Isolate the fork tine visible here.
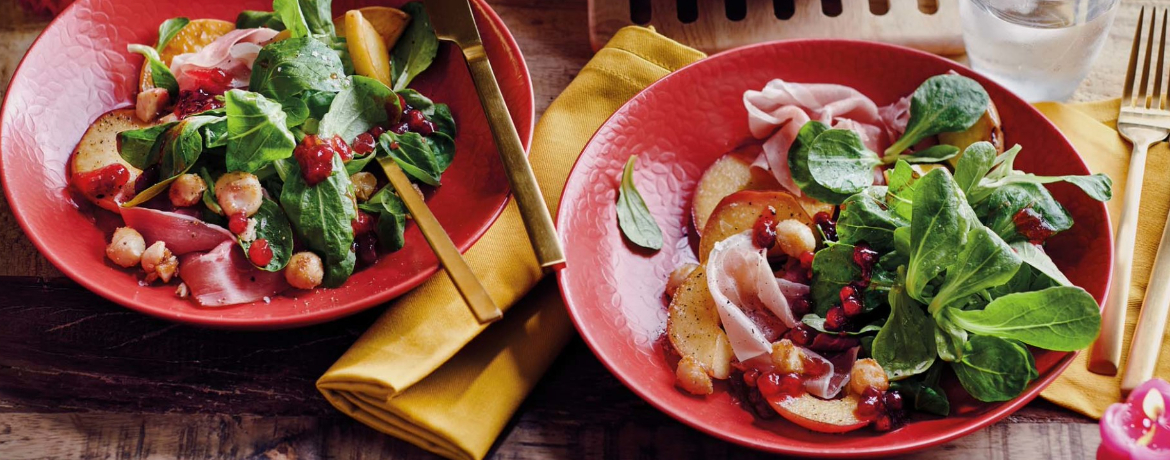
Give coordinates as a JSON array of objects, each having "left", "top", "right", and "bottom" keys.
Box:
[
  {"left": 1156, "top": 10, "right": 1168, "bottom": 109},
  {"left": 1124, "top": 7, "right": 1146, "bottom": 106},
  {"left": 1138, "top": 8, "right": 1157, "bottom": 107}
]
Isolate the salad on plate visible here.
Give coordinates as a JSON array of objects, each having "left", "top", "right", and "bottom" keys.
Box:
[
  {"left": 653, "top": 73, "right": 1112, "bottom": 433},
  {"left": 67, "top": 0, "right": 455, "bottom": 306}
]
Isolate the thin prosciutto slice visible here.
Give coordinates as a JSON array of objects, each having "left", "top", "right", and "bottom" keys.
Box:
[
  {"left": 179, "top": 241, "right": 288, "bottom": 306},
  {"left": 170, "top": 28, "right": 280, "bottom": 91},
  {"left": 121, "top": 206, "right": 233, "bottom": 255},
  {"left": 706, "top": 232, "right": 803, "bottom": 362},
  {"left": 802, "top": 346, "right": 860, "bottom": 399},
  {"left": 742, "top": 79, "right": 907, "bottom": 195}
]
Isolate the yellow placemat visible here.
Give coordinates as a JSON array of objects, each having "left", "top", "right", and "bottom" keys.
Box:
[
  {"left": 1036, "top": 99, "right": 1170, "bottom": 418},
  {"left": 316, "top": 26, "right": 706, "bottom": 460}
]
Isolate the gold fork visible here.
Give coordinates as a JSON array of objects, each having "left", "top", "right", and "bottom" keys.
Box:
[{"left": 1089, "top": 7, "right": 1170, "bottom": 376}]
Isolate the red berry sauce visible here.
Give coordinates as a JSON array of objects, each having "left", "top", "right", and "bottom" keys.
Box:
[
  {"left": 351, "top": 132, "right": 376, "bottom": 155},
  {"left": 352, "top": 211, "right": 375, "bottom": 236},
  {"left": 74, "top": 163, "right": 129, "bottom": 198},
  {"left": 853, "top": 386, "right": 905, "bottom": 432},
  {"left": 1012, "top": 207, "right": 1057, "bottom": 244},
  {"left": 173, "top": 88, "right": 225, "bottom": 119},
  {"left": 824, "top": 305, "right": 849, "bottom": 331},
  {"left": 293, "top": 135, "right": 343, "bottom": 186},
  {"left": 752, "top": 214, "right": 777, "bottom": 249},
  {"left": 228, "top": 212, "right": 249, "bottom": 235},
  {"left": 783, "top": 324, "right": 815, "bottom": 347},
  {"left": 248, "top": 238, "right": 273, "bottom": 267},
  {"left": 813, "top": 211, "right": 837, "bottom": 241}
]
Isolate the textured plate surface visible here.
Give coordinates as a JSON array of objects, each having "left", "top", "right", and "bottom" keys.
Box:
[
  {"left": 0, "top": 0, "right": 533, "bottom": 329},
  {"left": 556, "top": 40, "right": 1112, "bottom": 457}
]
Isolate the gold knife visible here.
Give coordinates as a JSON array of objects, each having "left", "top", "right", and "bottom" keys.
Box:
[
  {"left": 379, "top": 158, "right": 502, "bottom": 324},
  {"left": 423, "top": 0, "right": 567, "bottom": 271}
]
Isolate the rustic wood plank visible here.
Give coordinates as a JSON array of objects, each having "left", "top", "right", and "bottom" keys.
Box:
[{"left": 0, "top": 411, "right": 1099, "bottom": 460}]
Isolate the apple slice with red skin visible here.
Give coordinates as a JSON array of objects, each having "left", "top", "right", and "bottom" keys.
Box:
[
  {"left": 698, "top": 190, "right": 818, "bottom": 263},
  {"left": 692, "top": 146, "right": 834, "bottom": 236},
  {"left": 767, "top": 393, "right": 871, "bottom": 433}
]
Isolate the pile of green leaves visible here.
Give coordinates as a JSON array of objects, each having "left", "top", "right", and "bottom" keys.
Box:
[
  {"left": 796, "top": 74, "right": 1112, "bottom": 412},
  {"left": 115, "top": 0, "right": 452, "bottom": 287}
]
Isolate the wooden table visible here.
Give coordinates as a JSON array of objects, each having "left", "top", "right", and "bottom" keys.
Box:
[{"left": 0, "top": 1, "right": 1148, "bottom": 458}]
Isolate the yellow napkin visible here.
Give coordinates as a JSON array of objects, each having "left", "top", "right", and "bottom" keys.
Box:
[
  {"left": 1037, "top": 99, "right": 1170, "bottom": 418},
  {"left": 316, "top": 27, "right": 706, "bottom": 460}
]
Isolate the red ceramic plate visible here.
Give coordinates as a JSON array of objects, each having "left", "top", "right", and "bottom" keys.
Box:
[
  {"left": 556, "top": 40, "right": 1113, "bottom": 457},
  {"left": 0, "top": 0, "right": 532, "bottom": 329}
]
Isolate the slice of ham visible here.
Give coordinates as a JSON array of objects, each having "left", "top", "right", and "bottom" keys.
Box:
[
  {"left": 742, "top": 79, "right": 909, "bottom": 195},
  {"left": 121, "top": 206, "right": 234, "bottom": 255},
  {"left": 803, "top": 346, "right": 860, "bottom": 399},
  {"left": 170, "top": 28, "right": 280, "bottom": 92},
  {"left": 706, "top": 232, "right": 800, "bottom": 362},
  {"left": 179, "top": 241, "right": 289, "bottom": 307},
  {"left": 878, "top": 96, "right": 911, "bottom": 141},
  {"left": 776, "top": 278, "right": 810, "bottom": 307}
]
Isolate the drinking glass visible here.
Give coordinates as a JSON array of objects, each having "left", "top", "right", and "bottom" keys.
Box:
[{"left": 961, "top": 0, "right": 1119, "bottom": 102}]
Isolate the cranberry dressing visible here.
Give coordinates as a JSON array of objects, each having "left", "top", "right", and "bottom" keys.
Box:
[
  {"left": 813, "top": 211, "right": 837, "bottom": 241},
  {"left": 1012, "top": 206, "right": 1057, "bottom": 244},
  {"left": 73, "top": 163, "right": 129, "bottom": 198},
  {"left": 752, "top": 214, "right": 777, "bottom": 249}
]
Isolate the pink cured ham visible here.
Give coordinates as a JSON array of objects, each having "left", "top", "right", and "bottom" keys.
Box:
[
  {"left": 706, "top": 231, "right": 802, "bottom": 362},
  {"left": 170, "top": 28, "right": 280, "bottom": 91},
  {"left": 742, "top": 79, "right": 908, "bottom": 195},
  {"left": 121, "top": 206, "right": 233, "bottom": 255},
  {"left": 776, "top": 278, "right": 810, "bottom": 307},
  {"left": 179, "top": 241, "right": 289, "bottom": 306},
  {"left": 802, "top": 346, "right": 860, "bottom": 399}
]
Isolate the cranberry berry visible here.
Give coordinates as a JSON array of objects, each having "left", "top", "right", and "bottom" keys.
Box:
[
  {"left": 248, "top": 238, "right": 274, "bottom": 267},
  {"left": 228, "top": 212, "right": 249, "bottom": 235},
  {"left": 752, "top": 214, "right": 777, "bottom": 249},
  {"left": 813, "top": 211, "right": 837, "bottom": 241},
  {"left": 824, "top": 305, "right": 849, "bottom": 331}
]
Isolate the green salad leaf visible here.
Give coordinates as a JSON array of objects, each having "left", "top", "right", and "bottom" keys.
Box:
[
  {"left": 947, "top": 286, "right": 1100, "bottom": 351},
  {"left": 836, "top": 186, "right": 907, "bottom": 253},
  {"left": 390, "top": 2, "right": 439, "bottom": 91},
  {"left": 788, "top": 121, "right": 852, "bottom": 204},
  {"left": 359, "top": 186, "right": 409, "bottom": 252},
  {"left": 122, "top": 115, "right": 224, "bottom": 208},
  {"left": 896, "top": 144, "right": 960, "bottom": 164},
  {"left": 1011, "top": 241, "right": 1072, "bottom": 287},
  {"left": 885, "top": 74, "right": 990, "bottom": 157},
  {"left": 319, "top": 76, "right": 394, "bottom": 143},
  {"left": 927, "top": 226, "right": 1022, "bottom": 314},
  {"left": 199, "top": 167, "right": 223, "bottom": 215},
  {"left": 223, "top": 90, "right": 297, "bottom": 173},
  {"left": 951, "top": 334, "right": 1035, "bottom": 402},
  {"left": 976, "top": 182, "right": 1073, "bottom": 243},
  {"left": 127, "top": 44, "right": 178, "bottom": 96},
  {"left": 885, "top": 160, "right": 918, "bottom": 221},
  {"left": 274, "top": 0, "right": 335, "bottom": 38},
  {"left": 905, "top": 168, "right": 974, "bottom": 302},
  {"left": 398, "top": 89, "right": 456, "bottom": 170},
  {"left": 889, "top": 363, "right": 950, "bottom": 416},
  {"left": 280, "top": 153, "right": 357, "bottom": 287},
  {"left": 250, "top": 37, "right": 346, "bottom": 104},
  {"left": 806, "top": 128, "right": 882, "bottom": 196},
  {"left": 873, "top": 278, "right": 936, "bottom": 380},
  {"left": 236, "top": 10, "right": 286, "bottom": 30},
  {"left": 378, "top": 131, "right": 442, "bottom": 185},
  {"left": 237, "top": 198, "right": 295, "bottom": 271},
  {"left": 954, "top": 142, "right": 998, "bottom": 196},
  {"left": 156, "top": 17, "right": 190, "bottom": 50},
  {"left": 119, "top": 122, "right": 178, "bottom": 169},
  {"left": 615, "top": 155, "right": 663, "bottom": 251}
]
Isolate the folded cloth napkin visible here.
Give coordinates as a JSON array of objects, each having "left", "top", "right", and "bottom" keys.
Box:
[
  {"left": 1037, "top": 99, "right": 1170, "bottom": 419},
  {"left": 316, "top": 26, "right": 706, "bottom": 460}
]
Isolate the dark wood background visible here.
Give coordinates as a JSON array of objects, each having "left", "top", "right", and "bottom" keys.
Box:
[{"left": 2, "top": 0, "right": 1143, "bottom": 458}]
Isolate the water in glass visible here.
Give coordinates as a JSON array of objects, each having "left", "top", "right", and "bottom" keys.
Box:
[{"left": 961, "top": 0, "right": 1118, "bottom": 102}]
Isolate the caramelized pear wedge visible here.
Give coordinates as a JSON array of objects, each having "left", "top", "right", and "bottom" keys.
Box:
[
  {"left": 345, "top": 10, "right": 393, "bottom": 88},
  {"left": 335, "top": 7, "right": 411, "bottom": 49},
  {"left": 667, "top": 267, "right": 734, "bottom": 382}
]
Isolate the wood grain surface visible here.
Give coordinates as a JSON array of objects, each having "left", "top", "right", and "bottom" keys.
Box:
[{"left": 0, "top": 0, "right": 1150, "bottom": 458}]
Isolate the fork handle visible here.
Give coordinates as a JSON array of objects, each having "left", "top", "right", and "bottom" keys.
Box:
[
  {"left": 463, "top": 45, "right": 567, "bottom": 271},
  {"left": 1089, "top": 140, "right": 1150, "bottom": 375},
  {"left": 1121, "top": 205, "right": 1170, "bottom": 393}
]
